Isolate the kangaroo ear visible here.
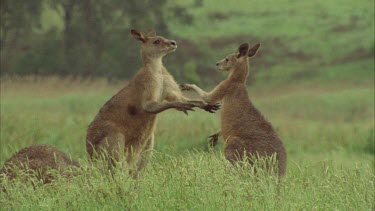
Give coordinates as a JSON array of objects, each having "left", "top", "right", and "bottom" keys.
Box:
[
  {"left": 131, "top": 29, "right": 147, "bottom": 43},
  {"left": 146, "top": 29, "right": 156, "bottom": 37},
  {"left": 248, "top": 43, "right": 261, "bottom": 57},
  {"left": 237, "top": 43, "right": 250, "bottom": 58}
]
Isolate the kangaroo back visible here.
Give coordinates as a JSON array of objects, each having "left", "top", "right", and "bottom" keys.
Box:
[{"left": 1, "top": 144, "right": 79, "bottom": 183}]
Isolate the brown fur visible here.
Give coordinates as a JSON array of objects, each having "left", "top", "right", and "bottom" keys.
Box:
[
  {"left": 181, "top": 43, "right": 287, "bottom": 177},
  {"left": 0, "top": 144, "right": 79, "bottom": 183},
  {"left": 86, "top": 29, "right": 219, "bottom": 175}
]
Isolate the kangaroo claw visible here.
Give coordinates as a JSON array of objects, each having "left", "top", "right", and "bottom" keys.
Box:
[
  {"left": 182, "top": 108, "right": 194, "bottom": 115},
  {"left": 208, "top": 133, "right": 219, "bottom": 147},
  {"left": 204, "top": 103, "right": 221, "bottom": 113}
]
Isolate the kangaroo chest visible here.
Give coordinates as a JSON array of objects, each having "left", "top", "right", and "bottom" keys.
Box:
[{"left": 148, "top": 73, "right": 164, "bottom": 102}]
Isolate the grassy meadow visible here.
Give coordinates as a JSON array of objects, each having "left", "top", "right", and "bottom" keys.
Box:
[
  {"left": 0, "top": 77, "right": 374, "bottom": 210},
  {"left": 1, "top": 0, "right": 374, "bottom": 209}
]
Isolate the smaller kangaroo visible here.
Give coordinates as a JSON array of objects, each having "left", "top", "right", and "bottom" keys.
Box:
[
  {"left": 0, "top": 144, "right": 79, "bottom": 183},
  {"left": 181, "top": 43, "right": 287, "bottom": 177}
]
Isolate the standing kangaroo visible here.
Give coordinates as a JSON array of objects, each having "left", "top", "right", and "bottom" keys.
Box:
[
  {"left": 0, "top": 144, "right": 79, "bottom": 183},
  {"left": 86, "top": 29, "right": 219, "bottom": 175},
  {"left": 181, "top": 43, "right": 286, "bottom": 177}
]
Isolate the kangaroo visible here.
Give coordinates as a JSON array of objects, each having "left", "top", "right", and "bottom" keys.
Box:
[
  {"left": 86, "top": 29, "right": 219, "bottom": 176},
  {"left": 0, "top": 144, "right": 79, "bottom": 183},
  {"left": 181, "top": 43, "right": 286, "bottom": 177}
]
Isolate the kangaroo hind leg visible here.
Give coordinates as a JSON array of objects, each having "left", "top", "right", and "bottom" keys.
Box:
[
  {"left": 95, "top": 132, "right": 125, "bottom": 168},
  {"left": 132, "top": 134, "right": 155, "bottom": 178}
]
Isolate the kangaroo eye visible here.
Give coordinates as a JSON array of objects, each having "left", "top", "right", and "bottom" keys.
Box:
[
  {"left": 225, "top": 58, "right": 229, "bottom": 62},
  {"left": 153, "top": 40, "right": 160, "bottom": 44}
]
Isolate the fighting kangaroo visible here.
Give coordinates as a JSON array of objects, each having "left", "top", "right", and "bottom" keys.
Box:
[
  {"left": 181, "top": 43, "right": 286, "bottom": 177},
  {"left": 86, "top": 29, "right": 219, "bottom": 176}
]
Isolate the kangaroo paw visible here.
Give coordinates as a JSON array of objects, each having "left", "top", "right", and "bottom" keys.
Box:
[{"left": 204, "top": 103, "right": 221, "bottom": 113}]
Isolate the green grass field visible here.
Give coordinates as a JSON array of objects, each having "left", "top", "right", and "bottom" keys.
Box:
[
  {"left": 170, "top": 0, "right": 374, "bottom": 85},
  {"left": 36, "top": 0, "right": 374, "bottom": 84},
  {"left": 1, "top": 0, "right": 374, "bottom": 209},
  {"left": 0, "top": 77, "right": 373, "bottom": 210}
]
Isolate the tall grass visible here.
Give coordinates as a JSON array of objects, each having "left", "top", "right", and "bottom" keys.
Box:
[
  {"left": 1, "top": 153, "right": 373, "bottom": 210},
  {"left": 0, "top": 78, "right": 374, "bottom": 209}
]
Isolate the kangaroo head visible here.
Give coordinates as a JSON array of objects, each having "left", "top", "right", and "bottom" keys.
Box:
[
  {"left": 216, "top": 43, "right": 260, "bottom": 72},
  {"left": 131, "top": 29, "right": 177, "bottom": 58}
]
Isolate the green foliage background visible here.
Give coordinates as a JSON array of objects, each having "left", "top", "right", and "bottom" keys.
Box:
[{"left": 1, "top": 0, "right": 373, "bottom": 84}]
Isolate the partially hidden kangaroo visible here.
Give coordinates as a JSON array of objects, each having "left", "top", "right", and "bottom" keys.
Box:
[
  {"left": 86, "top": 29, "right": 219, "bottom": 176},
  {"left": 0, "top": 144, "right": 79, "bottom": 183},
  {"left": 181, "top": 43, "right": 286, "bottom": 177}
]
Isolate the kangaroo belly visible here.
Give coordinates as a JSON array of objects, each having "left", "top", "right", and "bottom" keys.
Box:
[
  {"left": 122, "top": 115, "right": 157, "bottom": 150},
  {"left": 86, "top": 112, "right": 157, "bottom": 158},
  {"left": 220, "top": 97, "right": 251, "bottom": 139}
]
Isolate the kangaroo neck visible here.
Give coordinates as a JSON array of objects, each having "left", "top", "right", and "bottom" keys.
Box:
[
  {"left": 228, "top": 62, "right": 249, "bottom": 84},
  {"left": 142, "top": 53, "right": 163, "bottom": 74}
]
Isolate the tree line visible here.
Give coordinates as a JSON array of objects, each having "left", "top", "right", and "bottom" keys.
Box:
[{"left": 0, "top": 0, "right": 207, "bottom": 82}]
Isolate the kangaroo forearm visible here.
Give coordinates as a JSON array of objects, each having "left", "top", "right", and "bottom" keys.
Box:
[
  {"left": 143, "top": 101, "right": 192, "bottom": 114},
  {"left": 143, "top": 102, "right": 174, "bottom": 114},
  {"left": 190, "top": 85, "right": 223, "bottom": 104},
  {"left": 164, "top": 90, "right": 187, "bottom": 102},
  {"left": 186, "top": 91, "right": 219, "bottom": 105},
  {"left": 201, "top": 95, "right": 214, "bottom": 104},
  {"left": 171, "top": 93, "right": 208, "bottom": 109},
  {"left": 190, "top": 85, "right": 208, "bottom": 98},
  {"left": 186, "top": 100, "right": 206, "bottom": 108},
  {"left": 201, "top": 92, "right": 223, "bottom": 104}
]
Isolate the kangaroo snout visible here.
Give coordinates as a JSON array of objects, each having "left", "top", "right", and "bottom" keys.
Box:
[
  {"left": 169, "top": 40, "right": 177, "bottom": 48},
  {"left": 216, "top": 61, "right": 225, "bottom": 71}
]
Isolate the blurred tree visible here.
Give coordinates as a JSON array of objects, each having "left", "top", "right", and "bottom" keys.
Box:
[
  {"left": 61, "top": 0, "right": 77, "bottom": 76},
  {"left": 50, "top": 0, "right": 77, "bottom": 75},
  {"left": 0, "top": 0, "right": 44, "bottom": 75},
  {"left": 81, "top": 0, "right": 103, "bottom": 77},
  {"left": 0, "top": 0, "right": 201, "bottom": 80}
]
